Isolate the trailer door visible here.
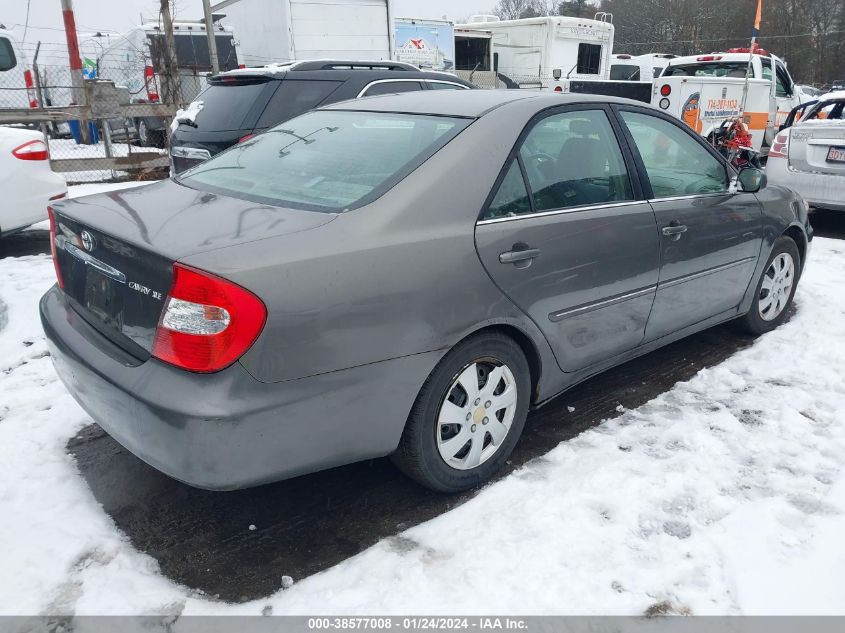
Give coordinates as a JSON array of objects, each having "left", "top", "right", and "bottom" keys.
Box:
[{"left": 289, "top": 0, "right": 391, "bottom": 60}]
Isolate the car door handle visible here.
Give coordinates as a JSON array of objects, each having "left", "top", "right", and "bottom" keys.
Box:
[
  {"left": 661, "top": 222, "right": 688, "bottom": 240},
  {"left": 499, "top": 247, "right": 541, "bottom": 265}
]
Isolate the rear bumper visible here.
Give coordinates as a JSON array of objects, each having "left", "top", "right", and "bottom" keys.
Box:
[
  {"left": 41, "top": 285, "right": 439, "bottom": 490},
  {"left": 767, "top": 158, "right": 845, "bottom": 211}
]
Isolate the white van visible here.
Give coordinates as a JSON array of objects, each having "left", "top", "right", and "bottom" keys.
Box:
[
  {"left": 0, "top": 27, "right": 38, "bottom": 109},
  {"left": 610, "top": 53, "right": 676, "bottom": 82}
]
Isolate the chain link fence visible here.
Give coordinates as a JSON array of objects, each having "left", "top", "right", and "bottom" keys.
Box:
[{"left": 1, "top": 61, "right": 207, "bottom": 184}]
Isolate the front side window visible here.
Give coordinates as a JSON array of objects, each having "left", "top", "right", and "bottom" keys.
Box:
[
  {"left": 179, "top": 110, "right": 469, "bottom": 212},
  {"left": 620, "top": 111, "right": 728, "bottom": 198},
  {"left": 518, "top": 109, "right": 633, "bottom": 212},
  {"left": 0, "top": 37, "right": 16, "bottom": 72},
  {"left": 775, "top": 64, "right": 792, "bottom": 97},
  {"left": 577, "top": 44, "right": 602, "bottom": 74},
  {"left": 361, "top": 81, "right": 424, "bottom": 97}
]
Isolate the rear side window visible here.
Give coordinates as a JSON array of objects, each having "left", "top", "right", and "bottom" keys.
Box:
[
  {"left": 0, "top": 37, "right": 16, "bottom": 72},
  {"left": 193, "top": 81, "right": 272, "bottom": 131},
  {"left": 361, "top": 81, "right": 424, "bottom": 97},
  {"left": 576, "top": 44, "right": 602, "bottom": 74},
  {"left": 256, "top": 80, "right": 343, "bottom": 128},
  {"left": 483, "top": 160, "right": 531, "bottom": 220},
  {"left": 620, "top": 111, "right": 728, "bottom": 198},
  {"left": 179, "top": 110, "right": 470, "bottom": 212},
  {"left": 428, "top": 81, "right": 469, "bottom": 90}
]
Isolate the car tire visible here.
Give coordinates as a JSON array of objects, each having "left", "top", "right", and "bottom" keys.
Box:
[
  {"left": 391, "top": 332, "right": 531, "bottom": 493},
  {"left": 138, "top": 119, "right": 165, "bottom": 149},
  {"left": 737, "top": 236, "right": 800, "bottom": 335}
]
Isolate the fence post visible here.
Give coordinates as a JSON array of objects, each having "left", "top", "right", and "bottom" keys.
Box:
[
  {"left": 159, "top": 0, "right": 183, "bottom": 109},
  {"left": 60, "top": 0, "right": 90, "bottom": 143}
]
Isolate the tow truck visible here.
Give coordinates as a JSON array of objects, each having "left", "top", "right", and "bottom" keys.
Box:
[{"left": 652, "top": 45, "right": 806, "bottom": 154}]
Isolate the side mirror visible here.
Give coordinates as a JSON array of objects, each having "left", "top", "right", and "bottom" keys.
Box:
[
  {"left": 552, "top": 68, "right": 562, "bottom": 80},
  {"left": 735, "top": 167, "right": 767, "bottom": 193}
]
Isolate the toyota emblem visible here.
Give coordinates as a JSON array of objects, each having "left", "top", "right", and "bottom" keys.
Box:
[{"left": 80, "top": 230, "right": 96, "bottom": 252}]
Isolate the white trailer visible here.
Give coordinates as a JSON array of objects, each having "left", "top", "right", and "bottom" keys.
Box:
[
  {"left": 455, "top": 15, "right": 614, "bottom": 90},
  {"left": 222, "top": 0, "right": 395, "bottom": 66}
]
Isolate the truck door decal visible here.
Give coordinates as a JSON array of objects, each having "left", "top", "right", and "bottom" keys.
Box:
[{"left": 682, "top": 93, "right": 703, "bottom": 133}]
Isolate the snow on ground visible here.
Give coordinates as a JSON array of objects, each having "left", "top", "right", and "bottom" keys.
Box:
[{"left": 0, "top": 235, "right": 844, "bottom": 616}]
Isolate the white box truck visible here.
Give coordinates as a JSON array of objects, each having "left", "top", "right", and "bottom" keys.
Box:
[{"left": 223, "top": 0, "right": 395, "bottom": 66}]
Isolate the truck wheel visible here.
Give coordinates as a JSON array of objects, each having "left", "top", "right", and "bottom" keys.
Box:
[
  {"left": 138, "top": 120, "right": 165, "bottom": 149},
  {"left": 391, "top": 332, "right": 531, "bottom": 493}
]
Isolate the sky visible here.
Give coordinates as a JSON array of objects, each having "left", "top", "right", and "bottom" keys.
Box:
[{"left": 4, "top": 0, "right": 493, "bottom": 51}]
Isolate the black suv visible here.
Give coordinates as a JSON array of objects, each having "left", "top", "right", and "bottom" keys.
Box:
[{"left": 169, "top": 60, "right": 474, "bottom": 173}]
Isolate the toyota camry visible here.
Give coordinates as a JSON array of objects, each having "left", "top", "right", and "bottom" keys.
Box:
[{"left": 41, "top": 90, "right": 812, "bottom": 492}]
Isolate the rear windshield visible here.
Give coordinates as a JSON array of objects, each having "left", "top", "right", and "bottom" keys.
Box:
[
  {"left": 178, "top": 110, "right": 471, "bottom": 212},
  {"left": 663, "top": 62, "right": 751, "bottom": 78},
  {"left": 192, "top": 81, "right": 273, "bottom": 130},
  {"left": 0, "top": 37, "right": 16, "bottom": 72},
  {"left": 610, "top": 64, "right": 640, "bottom": 81}
]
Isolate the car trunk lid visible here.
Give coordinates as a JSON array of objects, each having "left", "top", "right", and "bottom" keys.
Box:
[
  {"left": 50, "top": 179, "right": 336, "bottom": 358},
  {"left": 788, "top": 121, "right": 845, "bottom": 176}
]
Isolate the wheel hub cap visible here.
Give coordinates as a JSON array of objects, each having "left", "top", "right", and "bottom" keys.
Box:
[
  {"left": 436, "top": 360, "right": 518, "bottom": 471},
  {"left": 758, "top": 252, "right": 795, "bottom": 322}
]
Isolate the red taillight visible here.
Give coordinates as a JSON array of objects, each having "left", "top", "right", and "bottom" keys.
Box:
[
  {"left": 660, "top": 84, "right": 671, "bottom": 97},
  {"left": 47, "top": 207, "right": 64, "bottom": 290},
  {"left": 553, "top": 85, "right": 563, "bottom": 93},
  {"left": 12, "top": 139, "right": 49, "bottom": 161},
  {"left": 769, "top": 132, "right": 790, "bottom": 159},
  {"left": 24, "top": 69, "right": 34, "bottom": 88},
  {"left": 238, "top": 133, "right": 255, "bottom": 143},
  {"left": 152, "top": 264, "right": 267, "bottom": 373},
  {"left": 147, "top": 92, "right": 160, "bottom": 102},
  {"left": 696, "top": 55, "right": 722, "bottom": 62}
]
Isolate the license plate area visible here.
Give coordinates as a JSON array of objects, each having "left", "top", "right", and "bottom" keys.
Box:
[
  {"left": 83, "top": 267, "right": 124, "bottom": 331},
  {"left": 826, "top": 146, "right": 845, "bottom": 163}
]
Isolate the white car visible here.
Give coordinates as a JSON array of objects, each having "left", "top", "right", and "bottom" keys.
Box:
[
  {"left": 0, "top": 127, "right": 67, "bottom": 235},
  {"left": 767, "top": 91, "right": 845, "bottom": 212}
]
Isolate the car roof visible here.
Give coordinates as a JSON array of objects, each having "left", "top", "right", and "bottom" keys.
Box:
[
  {"left": 217, "top": 59, "right": 453, "bottom": 80},
  {"left": 322, "top": 90, "right": 650, "bottom": 118},
  {"left": 819, "top": 90, "right": 845, "bottom": 102}
]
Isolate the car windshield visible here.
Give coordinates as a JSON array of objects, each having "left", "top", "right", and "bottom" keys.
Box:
[
  {"left": 177, "top": 110, "right": 471, "bottom": 212},
  {"left": 662, "top": 62, "right": 751, "bottom": 78}
]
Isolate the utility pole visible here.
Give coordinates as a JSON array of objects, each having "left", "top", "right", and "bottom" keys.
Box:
[
  {"left": 60, "top": 0, "right": 90, "bottom": 142},
  {"left": 159, "top": 0, "right": 183, "bottom": 106},
  {"left": 202, "top": 0, "right": 221, "bottom": 75}
]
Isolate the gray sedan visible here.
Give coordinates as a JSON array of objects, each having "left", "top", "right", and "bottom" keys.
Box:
[{"left": 41, "top": 91, "right": 812, "bottom": 492}]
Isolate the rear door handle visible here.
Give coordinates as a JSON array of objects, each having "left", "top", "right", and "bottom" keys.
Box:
[
  {"left": 499, "top": 248, "right": 541, "bottom": 265},
  {"left": 661, "top": 222, "right": 688, "bottom": 241}
]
